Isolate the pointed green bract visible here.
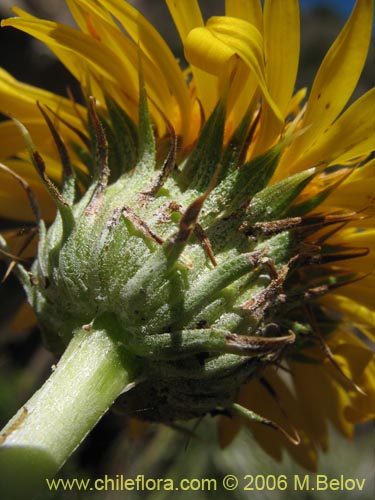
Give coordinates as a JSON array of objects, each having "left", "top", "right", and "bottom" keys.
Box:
[
  {"left": 222, "top": 144, "right": 283, "bottom": 216},
  {"left": 221, "top": 108, "right": 253, "bottom": 177},
  {"left": 11, "top": 117, "right": 76, "bottom": 240},
  {"left": 4, "top": 77, "right": 346, "bottom": 425},
  {"left": 104, "top": 95, "right": 138, "bottom": 179},
  {"left": 181, "top": 101, "right": 226, "bottom": 191},
  {"left": 137, "top": 77, "right": 156, "bottom": 175},
  {"left": 247, "top": 168, "right": 316, "bottom": 222}
]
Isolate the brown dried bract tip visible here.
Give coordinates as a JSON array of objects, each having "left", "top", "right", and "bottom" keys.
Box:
[
  {"left": 1, "top": 230, "right": 36, "bottom": 284},
  {"left": 0, "top": 162, "right": 41, "bottom": 224},
  {"left": 173, "top": 167, "right": 219, "bottom": 245},
  {"left": 166, "top": 201, "right": 217, "bottom": 266},
  {"left": 37, "top": 101, "right": 73, "bottom": 180},
  {"left": 193, "top": 223, "right": 217, "bottom": 266},
  {"left": 122, "top": 206, "right": 164, "bottom": 245},
  {"left": 303, "top": 306, "right": 367, "bottom": 397},
  {"left": 238, "top": 108, "right": 261, "bottom": 167},
  {"left": 225, "top": 330, "right": 295, "bottom": 355},
  {"left": 141, "top": 115, "right": 178, "bottom": 198},
  {"left": 231, "top": 403, "right": 301, "bottom": 446},
  {"left": 85, "top": 97, "right": 110, "bottom": 214},
  {"left": 0, "top": 407, "right": 28, "bottom": 445},
  {"left": 33, "top": 151, "right": 69, "bottom": 208},
  {"left": 241, "top": 262, "right": 289, "bottom": 319},
  {"left": 45, "top": 100, "right": 90, "bottom": 149},
  {"left": 252, "top": 211, "right": 360, "bottom": 239}
]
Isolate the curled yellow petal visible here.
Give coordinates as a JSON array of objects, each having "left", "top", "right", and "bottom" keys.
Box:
[
  {"left": 185, "top": 16, "right": 283, "bottom": 123},
  {"left": 165, "top": 0, "right": 218, "bottom": 119},
  {"left": 184, "top": 27, "right": 235, "bottom": 75}
]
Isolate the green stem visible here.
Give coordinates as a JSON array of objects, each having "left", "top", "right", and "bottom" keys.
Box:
[{"left": 0, "top": 324, "right": 130, "bottom": 500}]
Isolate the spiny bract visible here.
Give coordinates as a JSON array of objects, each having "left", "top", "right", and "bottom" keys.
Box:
[
  {"left": 18, "top": 87, "right": 343, "bottom": 425},
  {"left": 0, "top": 1, "right": 374, "bottom": 470}
]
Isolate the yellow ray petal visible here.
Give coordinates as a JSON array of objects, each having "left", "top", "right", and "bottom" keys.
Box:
[
  {"left": 337, "top": 275, "right": 375, "bottom": 311},
  {"left": 332, "top": 226, "right": 375, "bottom": 246},
  {"left": 290, "top": 360, "right": 353, "bottom": 440},
  {"left": 185, "top": 16, "right": 283, "bottom": 123},
  {"left": 9, "top": 300, "right": 38, "bottom": 334},
  {"left": 0, "top": 68, "right": 84, "bottom": 124},
  {"left": 207, "top": 17, "right": 281, "bottom": 123},
  {"left": 225, "top": 0, "right": 263, "bottom": 32},
  {"left": 0, "top": 121, "right": 63, "bottom": 162},
  {"left": 0, "top": 70, "right": 87, "bottom": 162},
  {"left": 65, "top": 0, "right": 176, "bottom": 136},
  {"left": 263, "top": 0, "right": 300, "bottom": 112},
  {"left": 321, "top": 294, "right": 375, "bottom": 335},
  {"left": 290, "top": 363, "right": 329, "bottom": 451},
  {"left": 67, "top": 0, "right": 95, "bottom": 33},
  {"left": 321, "top": 159, "right": 375, "bottom": 212},
  {"left": 345, "top": 359, "right": 375, "bottom": 422},
  {"left": 323, "top": 338, "right": 375, "bottom": 405},
  {"left": 224, "top": 1, "right": 267, "bottom": 128},
  {"left": 332, "top": 242, "right": 374, "bottom": 275},
  {"left": 217, "top": 413, "right": 241, "bottom": 449},
  {"left": 2, "top": 8, "right": 122, "bottom": 95},
  {"left": 287, "top": 87, "right": 307, "bottom": 116},
  {"left": 95, "top": 0, "right": 192, "bottom": 142},
  {"left": 67, "top": 0, "right": 138, "bottom": 91},
  {"left": 184, "top": 25, "right": 236, "bottom": 74},
  {"left": 326, "top": 227, "right": 375, "bottom": 274},
  {"left": 165, "top": 0, "right": 204, "bottom": 40},
  {"left": 288, "top": 89, "right": 375, "bottom": 172},
  {"left": 329, "top": 330, "right": 374, "bottom": 352},
  {"left": 224, "top": 61, "right": 259, "bottom": 135},
  {"left": 247, "top": 368, "right": 319, "bottom": 470},
  {"left": 2, "top": 10, "right": 134, "bottom": 111},
  {"left": 165, "top": 0, "right": 218, "bottom": 120},
  {"left": 3, "top": 9, "right": 114, "bottom": 85},
  {"left": 253, "top": 0, "right": 300, "bottom": 156},
  {"left": 0, "top": 158, "right": 59, "bottom": 222},
  {"left": 280, "top": 0, "right": 374, "bottom": 171},
  {"left": 67, "top": 0, "right": 116, "bottom": 35}
]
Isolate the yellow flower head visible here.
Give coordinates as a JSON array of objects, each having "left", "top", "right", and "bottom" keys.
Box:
[{"left": 0, "top": 0, "right": 374, "bottom": 473}]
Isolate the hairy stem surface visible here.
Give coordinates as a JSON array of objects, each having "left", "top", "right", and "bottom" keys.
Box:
[{"left": 0, "top": 324, "right": 130, "bottom": 500}]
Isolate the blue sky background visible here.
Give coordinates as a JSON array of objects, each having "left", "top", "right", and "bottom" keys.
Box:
[
  {"left": 300, "top": 0, "right": 375, "bottom": 32},
  {"left": 300, "top": 0, "right": 356, "bottom": 18}
]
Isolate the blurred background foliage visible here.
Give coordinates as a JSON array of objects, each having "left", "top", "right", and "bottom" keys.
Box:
[{"left": 0, "top": 1, "right": 374, "bottom": 499}]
